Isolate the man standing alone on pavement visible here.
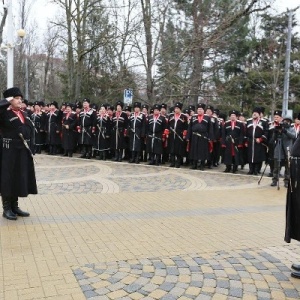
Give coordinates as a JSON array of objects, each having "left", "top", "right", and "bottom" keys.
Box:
[
  {"left": 0, "top": 87, "right": 37, "bottom": 220},
  {"left": 285, "top": 133, "right": 300, "bottom": 278}
]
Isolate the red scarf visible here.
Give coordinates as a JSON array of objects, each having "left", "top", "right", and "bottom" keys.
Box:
[
  {"left": 12, "top": 109, "right": 25, "bottom": 123},
  {"left": 197, "top": 114, "right": 203, "bottom": 123}
]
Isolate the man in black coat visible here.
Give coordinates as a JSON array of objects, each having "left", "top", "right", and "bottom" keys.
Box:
[
  {"left": 245, "top": 107, "right": 268, "bottom": 175},
  {"left": 187, "top": 103, "right": 213, "bottom": 170},
  {"left": 0, "top": 87, "right": 37, "bottom": 220},
  {"left": 221, "top": 110, "right": 244, "bottom": 173},
  {"left": 285, "top": 135, "right": 300, "bottom": 278},
  {"left": 146, "top": 104, "right": 167, "bottom": 166},
  {"left": 167, "top": 102, "right": 188, "bottom": 168},
  {"left": 128, "top": 102, "right": 146, "bottom": 164}
]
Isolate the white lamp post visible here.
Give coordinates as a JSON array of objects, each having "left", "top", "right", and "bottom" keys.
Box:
[{"left": 3, "top": 0, "right": 26, "bottom": 88}]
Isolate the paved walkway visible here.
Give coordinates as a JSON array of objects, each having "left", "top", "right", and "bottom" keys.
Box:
[{"left": 0, "top": 154, "right": 299, "bottom": 299}]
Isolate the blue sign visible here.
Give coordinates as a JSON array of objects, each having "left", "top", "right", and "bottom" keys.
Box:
[{"left": 124, "top": 89, "right": 133, "bottom": 105}]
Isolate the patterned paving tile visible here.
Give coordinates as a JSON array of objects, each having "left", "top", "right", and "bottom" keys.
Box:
[
  {"left": 73, "top": 245, "right": 300, "bottom": 299},
  {"left": 37, "top": 180, "right": 104, "bottom": 194}
]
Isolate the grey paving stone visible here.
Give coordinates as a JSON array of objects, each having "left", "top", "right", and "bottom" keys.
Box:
[
  {"left": 107, "top": 282, "right": 125, "bottom": 291},
  {"left": 80, "top": 284, "right": 93, "bottom": 291},
  {"left": 284, "top": 289, "right": 300, "bottom": 298},
  {"left": 229, "top": 288, "right": 243, "bottom": 298},
  {"left": 94, "top": 288, "right": 110, "bottom": 295},
  {"left": 153, "top": 261, "right": 166, "bottom": 269},
  {"left": 166, "top": 266, "right": 179, "bottom": 276},
  {"left": 75, "top": 274, "right": 88, "bottom": 280},
  {"left": 140, "top": 283, "right": 158, "bottom": 292},
  {"left": 217, "top": 279, "right": 230, "bottom": 289},
  {"left": 272, "top": 272, "right": 290, "bottom": 281},
  {"left": 159, "top": 282, "right": 176, "bottom": 292},
  {"left": 193, "top": 257, "right": 208, "bottom": 265},
  {"left": 253, "top": 262, "right": 268, "bottom": 270},
  {"left": 169, "top": 286, "right": 185, "bottom": 297},
  {"left": 141, "top": 272, "right": 154, "bottom": 278},
  {"left": 189, "top": 266, "right": 201, "bottom": 273},
  {"left": 107, "top": 277, "right": 120, "bottom": 284},
  {"left": 123, "top": 283, "right": 143, "bottom": 293},
  {"left": 190, "top": 280, "right": 203, "bottom": 288},
  {"left": 84, "top": 290, "right": 99, "bottom": 298},
  {"left": 161, "top": 295, "right": 178, "bottom": 300}
]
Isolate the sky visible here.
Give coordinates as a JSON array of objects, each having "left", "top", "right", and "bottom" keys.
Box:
[{"left": 31, "top": 0, "right": 300, "bottom": 34}]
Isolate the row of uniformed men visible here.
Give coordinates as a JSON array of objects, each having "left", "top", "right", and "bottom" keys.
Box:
[{"left": 22, "top": 98, "right": 300, "bottom": 181}]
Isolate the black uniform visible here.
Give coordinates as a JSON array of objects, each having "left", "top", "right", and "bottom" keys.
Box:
[
  {"left": 167, "top": 112, "right": 188, "bottom": 167},
  {"left": 187, "top": 114, "right": 213, "bottom": 170},
  {"left": 222, "top": 119, "right": 244, "bottom": 173},
  {"left": 46, "top": 109, "right": 62, "bottom": 154},
  {"left": 94, "top": 114, "right": 112, "bottom": 160},
  {"left": 78, "top": 108, "right": 96, "bottom": 158},
  {"left": 0, "top": 89, "right": 37, "bottom": 220},
  {"left": 111, "top": 111, "right": 128, "bottom": 161},
  {"left": 30, "top": 111, "right": 46, "bottom": 154},
  {"left": 246, "top": 118, "right": 268, "bottom": 175},
  {"left": 128, "top": 112, "right": 146, "bottom": 163},
  {"left": 146, "top": 114, "right": 167, "bottom": 165},
  {"left": 61, "top": 111, "right": 77, "bottom": 157}
]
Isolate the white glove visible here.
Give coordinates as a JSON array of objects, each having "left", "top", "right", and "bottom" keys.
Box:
[{"left": 6, "top": 97, "right": 13, "bottom": 102}]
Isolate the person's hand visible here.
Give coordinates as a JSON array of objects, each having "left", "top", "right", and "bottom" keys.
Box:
[
  {"left": 6, "top": 97, "right": 13, "bottom": 102},
  {"left": 65, "top": 125, "right": 69, "bottom": 130}
]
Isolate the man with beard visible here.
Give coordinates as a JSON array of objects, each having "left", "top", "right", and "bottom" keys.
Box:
[
  {"left": 128, "top": 102, "right": 146, "bottom": 164},
  {"left": 167, "top": 102, "right": 188, "bottom": 168},
  {"left": 245, "top": 107, "right": 268, "bottom": 175},
  {"left": 205, "top": 105, "right": 220, "bottom": 169},
  {"left": 111, "top": 101, "right": 128, "bottom": 162},
  {"left": 187, "top": 103, "right": 213, "bottom": 170},
  {"left": 61, "top": 103, "right": 77, "bottom": 157},
  {"left": 31, "top": 101, "right": 47, "bottom": 154},
  {"left": 46, "top": 101, "right": 62, "bottom": 155},
  {"left": 146, "top": 104, "right": 167, "bottom": 166},
  {"left": 78, "top": 98, "right": 96, "bottom": 159},
  {"left": 221, "top": 110, "right": 244, "bottom": 173}
]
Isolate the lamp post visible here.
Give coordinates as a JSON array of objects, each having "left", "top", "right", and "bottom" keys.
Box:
[{"left": 3, "top": 0, "right": 26, "bottom": 88}]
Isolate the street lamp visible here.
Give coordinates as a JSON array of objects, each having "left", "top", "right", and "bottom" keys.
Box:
[{"left": 1, "top": 0, "right": 26, "bottom": 88}]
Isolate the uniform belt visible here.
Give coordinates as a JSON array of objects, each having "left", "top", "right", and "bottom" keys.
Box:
[
  {"left": 2, "top": 138, "right": 30, "bottom": 142},
  {"left": 2, "top": 137, "right": 30, "bottom": 149},
  {"left": 290, "top": 156, "right": 300, "bottom": 160}
]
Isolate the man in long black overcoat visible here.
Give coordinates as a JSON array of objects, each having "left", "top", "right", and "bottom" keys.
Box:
[
  {"left": 0, "top": 87, "right": 37, "bottom": 220},
  {"left": 285, "top": 134, "right": 300, "bottom": 278}
]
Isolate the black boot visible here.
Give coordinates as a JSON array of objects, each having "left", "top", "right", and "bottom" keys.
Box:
[
  {"left": 68, "top": 151, "right": 73, "bottom": 157},
  {"left": 291, "top": 270, "right": 300, "bottom": 279},
  {"left": 11, "top": 197, "right": 30, "bottom": 217},
  {"left": 270, "top": 179, "right": 277, "bottom": 187},
  {"left": 113, "top": 150, "right": 119, "bottom": 161},
  {"left": 129, "top": 152, "right": 135, "bottom": 163},
  {"left": 199, "top": 161, "right": 205, "bottom": 171},
  {"left": 2, "top": 197, "right": 17, "bottom": 220},
  {"left": 224, "top": 165, "right": 231, "bottom": 173},
  {"left": 80, "top": 146, "right": 87, "bottom": 158},
  {"left": 232, "top": 165, "right": 238, "bottom": 173},
  {"left": 135, "top": 154, "right": 140, "bottom": 164},
  {"left": 118, "top": 150, "right": 123, "bottom": 162},
  {"left": 190, "top": 160, "right": 197, "bottom": 169},
  {"left": 169, "top": 155, "right": 175, "bottom": 167},
  {"left": 148, "top": 154, "right": 155, "bottom": 165},
  {"left": 102, "top": 151, "right": 106, "bottom": 161},
  {"left": 175, "top": 156, "right": 181, "bottom": 168}
]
